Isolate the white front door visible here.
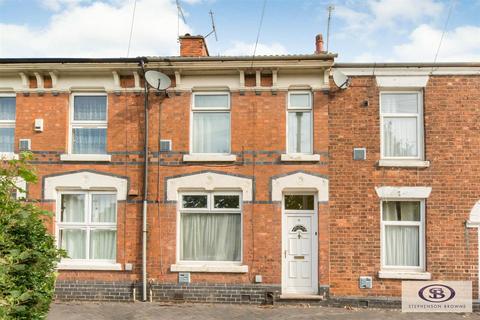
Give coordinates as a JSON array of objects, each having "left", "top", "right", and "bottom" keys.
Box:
[{"left": 282, "top": 194, "right": 318, "bottom": 295}]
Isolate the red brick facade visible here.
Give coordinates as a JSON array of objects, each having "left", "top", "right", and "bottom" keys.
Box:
[{"left": 2, "top": 53, "right": 480, "bottom": 304}]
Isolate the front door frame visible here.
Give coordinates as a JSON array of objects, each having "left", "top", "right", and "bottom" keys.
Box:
[{"left": 281, "top": 192, "right": 318, "bottom": 295}]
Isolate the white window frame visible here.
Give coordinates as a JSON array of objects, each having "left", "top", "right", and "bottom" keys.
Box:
[
  {"left": 68, "top": 92, "right": 108, "bottom": 155},
  {"left": 380, "top": 199, "right": 425, "bottom": 272},
  {"left": 0, "top": 94, "right": 16, "bottom": 157},
  {"left": 380, "top": 91, "right": 424, "bottom": 160},
  {"left": 189, "top": 92, "right": 231, "bottom": 155},
  {"left": 56, "top": 190, "right": 118, "bottom": 267},
  {"left": 176, "top": 190, "right": 243, "bottom": 266},
  {"left": 286, "top": 91, "right": 313, "bottom": 155}
]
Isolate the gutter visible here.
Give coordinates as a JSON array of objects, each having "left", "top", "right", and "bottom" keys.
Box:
[{"left": 334, "top": 62, "right": 480, "bottom": 68}]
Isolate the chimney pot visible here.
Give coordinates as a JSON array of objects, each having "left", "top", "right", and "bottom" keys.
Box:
[
  {"left": 179, "top": 34, "right": 209, "bottom": 57},
  {"left": 315, "top": 34, "right": 324, "bottom": 54}
]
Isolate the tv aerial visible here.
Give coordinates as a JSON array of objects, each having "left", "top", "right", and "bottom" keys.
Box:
[
  {"left": 145, "top": 70, "right": 171, "bottom": 92},
  {"left": 204, "top": 10, "right": 218, "bottom": 41},
  {"left": 332, "top": 69, "right": 351, "bottom": 89},
  {"left": 176, "top": 0, "right": 187, "bottom": 39}
]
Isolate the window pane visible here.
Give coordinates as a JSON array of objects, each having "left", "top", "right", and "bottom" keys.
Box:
[
  {"left": 288, "top": 112, "right": 312, "bottom": 153},
  {"left": 61, "top": 194, "right": 85, "bottom": 222},
  {"left": 60, "top": 229, "right": 86, "bottom": 259},
  {"left": 90, "top": 230, "right": 116, "bottom": 260},
  {"left": 381, "top": 93, "right": 418, "bottom": 113},
  {"left": 192, "top": 112, "right": 230, "bottom": 153},
  {"left": 72, "top": 128, "right": 107, "bottom": 154},
  {"left": 0, "top": 97, "right": 16, "bottom": 120},
  {"left": 194, "top": 94, "right": 229, "bottom": 109},
  {"left": 182, "top": 195, "right": 207, "bottom": 208},
  {"left": 73, "top": 96, "right": 107, "bottom": 121},
  {"left": 181, "top": 213, "right": 241, "bottom": 261},
  {"left": 0, "top": 128, "right": 14, "bottom": 152},
  {"left": 92, "top": 194, "right": 116, "bottom": 223},
  {"left": 383, "top": 117, "right": 417, "bottom": 157},
  {"left": 382, "top": 201, "right": 420, "bottom": 221},
  {"left": 385, "top": 225, "right": 419, "bottom": 266},
  {"left": 289, "top": 93, "right": 311, "bottom": 109},
  {"left": 284, "top": 195, "right": 314, "bottom": 210},
  {"left": 214, "top": 195, "right": 240, "bottom": 209}
]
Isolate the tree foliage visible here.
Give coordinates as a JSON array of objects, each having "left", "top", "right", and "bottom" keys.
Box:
[{"left": 0, "top": 153, "right": 65, "bottom": 320}]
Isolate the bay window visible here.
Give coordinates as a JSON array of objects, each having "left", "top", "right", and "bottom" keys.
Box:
[
  {"left": 381, "top": 200, "right": 424, "bottom": 271},
  {"left": 179, "top": 192, "right": 241, "bottom": 263},
  {"left": 57, "top": 192, "right": 117, "bottom": 264},
  {"left": 71, "top": 94, "right": 107, "bottom": 154},
  {"left": 287, "top": 91, "right": 312, "bottom": 154},
  {"left": 191, "top": 93, "right": 230, "bottom": 154},
  {"left": 0, "top": 96, "right": 16, "bottom": 154},
  {"left": 380, "top": 92, "right": 423, "bottom": 159}
]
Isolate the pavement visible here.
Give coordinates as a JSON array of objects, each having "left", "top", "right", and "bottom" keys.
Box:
[{"left": 48, "top": 302, "right": 480, "bottom": 320}]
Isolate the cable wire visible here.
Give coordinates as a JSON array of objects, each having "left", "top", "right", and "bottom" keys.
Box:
[
  {"left": 432, "top": 0, "right": 455, "bottom": 65},
  {"left": 126, "top": 0, "right": 138, "bottom": 57},
  {"left": 250, "top": 0, "right": 267, "bottom": 68}
]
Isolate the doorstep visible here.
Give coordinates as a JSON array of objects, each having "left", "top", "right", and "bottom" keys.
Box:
[{"left": 278, "top": 294, "right": 324, "bottom": 301}]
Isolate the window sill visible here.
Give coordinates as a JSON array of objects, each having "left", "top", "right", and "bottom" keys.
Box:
[
  {"left": 378, "top": 159, "right": 430, "bottom": 168},
  {"left": 60, "top": 154, "right": 112, "bottom": 162},
  {"left": 378, "top": 270, "right": 431, "bottom": 280},
  {"left": 281, "top": 154, "right": 320, "bottom": 162},
  {"left": 57, "top": 262, "right": 122, "bottom": 271},
  {"left": 170, "top": 264, "right": 248, "bottom": 273},
  {"left": 0, "top": 153, "right": 18, "bottom": 160},
  {"left": 183, "top": 154, "right": 237, "bottom": 162}
]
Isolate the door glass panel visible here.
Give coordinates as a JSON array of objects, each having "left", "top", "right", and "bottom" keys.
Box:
[{"left": 284, "top": 195, "right": 314, "bottom": 210}]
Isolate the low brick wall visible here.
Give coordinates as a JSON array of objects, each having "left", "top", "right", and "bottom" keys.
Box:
[
  {"left": 55, "top": 281, "right": 280, "bottom": 304},
  {"left": 55, "top": 280, "right": 138, "bottom": 302}
]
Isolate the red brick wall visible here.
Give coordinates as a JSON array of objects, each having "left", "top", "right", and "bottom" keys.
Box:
[
  {"left": 16, "top": 87, "right": 330, "bottom": 288},
  {"left": 328, "top": 76, "right": 480, "bottom": 298}
]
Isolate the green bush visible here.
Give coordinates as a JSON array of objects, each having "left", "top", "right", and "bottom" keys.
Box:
[{"left": 0, "top": 153, "right": 65, "bottom": 320}]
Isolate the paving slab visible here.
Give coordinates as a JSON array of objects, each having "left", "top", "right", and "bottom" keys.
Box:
[{"left": 47, "top": 302, "right": 480, "bottom": 320}]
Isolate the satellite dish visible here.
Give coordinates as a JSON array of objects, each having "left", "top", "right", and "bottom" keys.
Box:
[
  {"left": 332, "top": 69, "right": 351, "bottom": 89},
  {"left": 145, "top": 70, "right": 171, "bottom": 90}
]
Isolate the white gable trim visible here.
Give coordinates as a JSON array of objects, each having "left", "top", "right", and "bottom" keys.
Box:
[
  {"left": 166, "top": 172, "right": 253, "bottom": 202},
  {"left": 468, "top": 201, "right": 480, "bottom": 225},
  {"left": 44, "top": 171, "right": 128, "bottom": 200},
  {"left": 375, "top": 186, "right": 432, "bottom": 199},
  {"left": 376, "top": 75, "right": 429, "bottom": 88},
  {"left": 271, "top": 172, "right": 328, "bottom": 202}
]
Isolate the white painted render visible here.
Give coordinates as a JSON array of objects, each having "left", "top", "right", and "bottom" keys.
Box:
[
  {"left": 377, "top": 159, "right": 430, "bottom": 168},
  {"left": 468, "top": 201, "right": 480, "bottom": 224},
  {"left": 280, "top": 154, "right": 320, "bottom": 162},
  {"left": 376, "top": 75, "right": 429, "bottom": 88},
  {"left": 271, "top": 172, "right": 328, "bottom": 202},
  {"left": 375, "top": 186, "right": 432, "bottom": 199},
  {"left": 44, "top": 171, "right": 128, "bottom": 200},
  {"left": 166, "top": 171, "right": 253, "bottom": 202}
]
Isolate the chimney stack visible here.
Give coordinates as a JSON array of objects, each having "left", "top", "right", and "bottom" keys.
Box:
[
  {"left": 315, "top": 34, "right": 324, "bottom": 54},
  {"left": 179, "top": 34, "right": 209, "bottom": 57}
]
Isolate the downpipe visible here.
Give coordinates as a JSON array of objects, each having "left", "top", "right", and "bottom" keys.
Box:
[{"left": 140, "top": 59, "right": 149, "bottom": 302}]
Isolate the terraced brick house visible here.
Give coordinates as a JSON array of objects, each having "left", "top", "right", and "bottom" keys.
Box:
[{"left": 1, "top": 34, "right": 479, "bottom": 306}]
